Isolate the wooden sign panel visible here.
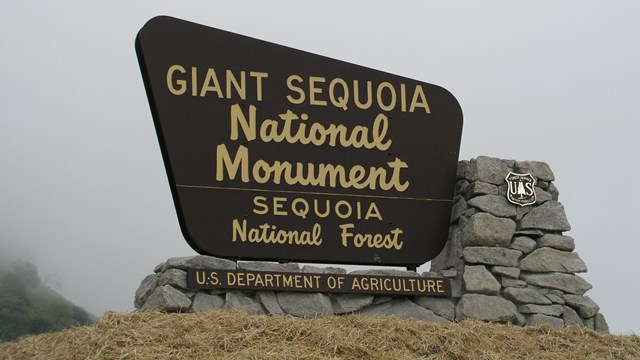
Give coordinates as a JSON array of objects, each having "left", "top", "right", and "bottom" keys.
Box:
[{"left": 136, "top": 16, "right": 463, "bottom": 267}]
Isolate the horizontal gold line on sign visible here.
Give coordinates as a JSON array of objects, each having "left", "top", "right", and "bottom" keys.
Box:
[{"left": 176, "top": 184, "right": 453, "bottom": 202}]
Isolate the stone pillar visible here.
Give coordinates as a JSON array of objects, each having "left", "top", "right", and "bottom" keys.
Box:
[
  {"left": 135, "top": 156, "right": 608, "bottom": 332},
  {"left": 430, "top": 156, "right": 608, "bottom": 331}
]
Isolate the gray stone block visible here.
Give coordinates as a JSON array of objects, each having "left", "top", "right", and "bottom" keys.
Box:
[
  {"left": 277, "top": 292, "right": 332, "bottom": 318},
  {"left": 563, "top": 306, "right": 585, "bottom": 328},
  {"left": 521, "top": 273, "right": 592, "bottom": 295},
  {"left": 324, "top": 267, "right": 348, "bottom": 274},
  {"left": 456, "top": 161, "right": 468, "bottom": 180},
  {"left": 372, "top": 296, "right": 393, "bottom": 305},
  {"left": 439, "top": 269, "right": 458, "bottom": 278},
  {"left": 537, "top": 180, "right": 550, "bottom": 190},
  {"left": 225, "top": 291, "right": 265, "bottom": 315},
  {"left": 300, "top": 265, "right": 346, "bottom": 274},
  {"left": 534, "top": 187, "right": 553, "bottom": 204},
  {"left": 463, "top": 265, "right": 500, "bottom": 295},
  {"left": 548, "top": 182, "right": 559, "bottom": 200},
  {"left": 518, "top": 304, "right": 564, "bottom": 317},
  {"left": 497, "top": 184, "right": 508, "bottom": 197},
  {"left": 502, "top": 288, "right": 552, "bottom": 305},
  {"left": 143, "top": 285, "right": 191, "bottom": 312},
  {"left": 350, "top": 269, "right": 420, "bottom": 277},
  {"left": 134, "top": 274, "right": 158, "bottom": 309},
  {"left": 501, "top": 277, "right": 528, "bottom": 288},
  {"left": 191, "top": 292, "right": 225, "bottom": 313},
  {"left": 467, "top": 195, "right": 517, "bottom": 218},
  {"left": 520, "top": 248, "right": 587, "bottom": 273},
  {"left": 546, "top": 294, "right": 565, "bottom": 305},
  {"left": 450, "top": 276, "right": 463, "bottom": 298},
  {"left": 451, "top": 197, "right": 467, "bottom": 223},
  {"left": 510, "top": 236, "right": 537, "bottom": 254},
  {"left": 490, "top": 266, "right": 520, "bottom": 279},
  {"left": 256, "top": 291, "right": 285, "bottom": 316},
  {"left": 520, "top": 201, "right": 571, "bottom": 231},
  {"left": 331, "top": 294, "right": 374, "bottom": 315},
  {"left": 300, "top": 265, "right": 325, "bottom": 274},
  {"left": 584, "top": 316, "right": 595, "bottom": 330},
  {"left": 537, "top": 234, "right": 575, "bottom": 251},
  {"left": 465, "top": 181, "right": 499, "bottom": 198},
  {"left": 430, "top": 225, "right": 463, "bottom": 271},
  {"left": 562, "top": 295, "right": 599, "bottom": 318},
  {"left": 153, "top": 262, "right": 165, "bottom": 273},
  {"left": 455, "top": 180, "right": 470, "bottom": 197},
  {"left": 462, "top": 213, "right": 516, "bottom": 247},
  {"left": 514, "top": 161, "right": 555, "bottom": 182},
  {"left": 463, "top": 247, "right": 522, "bottom": 267},
  {"left": 360, "top": 299, "right": 449, "bottom": 323},
  {"left": 238, "top": 261, "right": 301, "bottom": 272},
  {"left": 163, "top": 255, "right": 236, "bottom": 272},
  {"left": 413, "top": 296, "right": 456, "bottom": 321},
  {"left": 514, "top": 229, "right": 544, "bottom": 237},
  {"left": 465, "top": 156, "right": 512, "bottom": 185},
  {"left": 515, "top": 205, "right": 532, "bottom": 222},
  {"left": 158, "top": 268, "right": 188, "bottom": 289},
  {"left": 463, "top": 208, "right": 480, "bottom": 217},
  {"left": 455, "top": 294, "right": 518, "bottom": 323},
  {"left": 594, "top": 313, "right": 609, "bottom": 333}
]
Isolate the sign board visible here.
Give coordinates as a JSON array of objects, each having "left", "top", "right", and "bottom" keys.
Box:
[
  {"left": 186, "top": 268, "right": 451, "bottom": 297},
  {"left": 136, "top": 16, "right": 463, "bottom": 267}
]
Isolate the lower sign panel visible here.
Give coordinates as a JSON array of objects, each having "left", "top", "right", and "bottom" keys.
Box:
[{"left": 187, "top": 268, "right": 451, "bottom": 297}]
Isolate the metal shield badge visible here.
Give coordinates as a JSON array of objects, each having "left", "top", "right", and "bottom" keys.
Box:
[{"left": 505, "top": 172, "right": 536, "bottom": 206}]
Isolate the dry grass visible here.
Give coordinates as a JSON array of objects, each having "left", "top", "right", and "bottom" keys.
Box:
[{"left": 1, "top": 310, "right": 638, "bottom": 360}]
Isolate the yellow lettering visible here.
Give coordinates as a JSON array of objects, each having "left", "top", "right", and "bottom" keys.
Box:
[
  {"left": 352, "top": 278, "right": 361, "bottom": 290},
  {"left": 236, "top": 273, "right": 245, "bottom": 286},
  {"left": 365, "top": 202, "right": 383, "bottom": 220},
  {"left": 229, "top": 104, "right": 256, "bottom": 141},
  {"left": 200, "top": 68, "right": 223, "bottom": 97},
  {"left": 340, "top": 223, "right": 404, "bottom": 250},
  {"left": 309, "top": 76, "right": 327, "bottom": 106},
  {"left": 286, "top": 75, "right": 305, "bottom": 104},
  {"left": 226, "top": 70, "right": 246, "bottom": 100},
  {"left": 195, "top": 271, "right": 206, "bottom": 285},
  {"left": 216, "top": 144, "right": 249, "bottom": 182},
  {"left": 354, "top": 80, "right": 372, "bottom": 109},
  {"left": 264, "top": 274, "right": 273, "bottom": 287},
  {"left": 231, "top": 219, "right": 323, "bottom": 246},
  {"left": 376, "top": 82, "right": 396, "bottom": 111},
  {"left": 253, "top": 196, "right": 268, "bottom": 215},
  {"left": 427, "top": 280, "right": 436, "bottom": 293},
  {"left": 166, "top": 65, "right": 187, "bottom": 95},
  {"left": 410, "top": 85, "right": 431, "bottom": 113},
  {"left": 273, "top": 197, "right": 287, "bottom": 216},
  {"left": 209, "top": 272, "right": 219, "bottom": 286},
  {"left": 249, "top": 71, "right": 268, "bottom": 101},
  {"left": 329, "top": 78, "right": 349, "bottom": 110},
  {"left": 227, "top": 272, "right": 236, "bottom": 286}
]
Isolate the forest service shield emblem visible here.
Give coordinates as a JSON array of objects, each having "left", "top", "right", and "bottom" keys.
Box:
[{"left": 505, "top": 172, "right": 536, "bottom": 207}]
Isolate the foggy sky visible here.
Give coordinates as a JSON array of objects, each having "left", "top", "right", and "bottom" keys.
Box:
[{"left": 1, "top": 1, "right": 638, "bottom": 333}]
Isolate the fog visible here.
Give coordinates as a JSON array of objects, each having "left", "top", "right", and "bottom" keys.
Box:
[{"left": 1, "top": 1, "right": 638, "bottom": 333}]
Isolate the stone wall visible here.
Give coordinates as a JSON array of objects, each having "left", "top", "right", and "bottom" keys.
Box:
[{"left": 135, "top": 156, "right": 608, "bottom": 332}]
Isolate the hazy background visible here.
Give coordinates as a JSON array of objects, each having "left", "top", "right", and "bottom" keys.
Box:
[{"left": 1, "top": 1, "right": 638, "bottom": 334}]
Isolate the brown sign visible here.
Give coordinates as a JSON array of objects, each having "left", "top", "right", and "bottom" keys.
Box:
[
  {"left": 136, "top": 16, "right": 464, "bottom": 267},
  {"left": 187, "top": 268, "right": 451, "bottom": 297}
]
